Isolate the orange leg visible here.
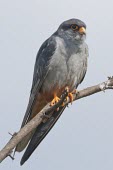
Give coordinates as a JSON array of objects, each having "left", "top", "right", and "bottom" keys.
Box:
[
  {"left": 50, "top": 93, "right": 60, "bottom": 106},
  {"left": 68, "top": 93, "right": 74, "bottom": 104},
  {"left": 66, "top": 87, "right": 77, "bottom": 104},
  {"left": 50, "top": 88, "right": 77, "bottom": 107}
]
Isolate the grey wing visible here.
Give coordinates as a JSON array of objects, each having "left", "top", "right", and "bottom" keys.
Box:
[
  {"left": 79, "top": 43, "right": 89, "bottom": 85},
  {"left": 21, "top": 36, "right": 56, "bottom": 127}
]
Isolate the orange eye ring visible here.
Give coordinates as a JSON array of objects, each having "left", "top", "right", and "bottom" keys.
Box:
[{"left": 71, "top": 24, "right": 79, "bottom": 31}]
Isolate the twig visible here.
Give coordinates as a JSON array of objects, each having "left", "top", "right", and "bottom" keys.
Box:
[
  {"left": 0, "top": 77, "right": 113, "bottom": 163},
  {"left": 8, "top": 154, "right": 14, "bottom": 160}
]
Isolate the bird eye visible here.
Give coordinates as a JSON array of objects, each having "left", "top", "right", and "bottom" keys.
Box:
[{"left": 71, "top": 24, "right": 79, "bottom": 31}]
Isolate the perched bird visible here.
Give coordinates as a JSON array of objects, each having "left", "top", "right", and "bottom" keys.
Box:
[{"left": 16, "top": 18, "right": 88, "bottom": 165}]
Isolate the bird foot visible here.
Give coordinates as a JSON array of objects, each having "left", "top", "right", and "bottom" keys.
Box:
[
  {"left": 68, "top": 92, "right": 74, "bottom": 104},
  {"left": 50, "top": 96, "right": 60, "bottom": 106},
  {"left": 65, "top": 88, "right": 77, "bottom": 104}
]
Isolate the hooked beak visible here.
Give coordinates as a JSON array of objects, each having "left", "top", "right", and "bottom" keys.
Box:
[{"left": 79, "top": 27, "right": 86, "bottom": 35}]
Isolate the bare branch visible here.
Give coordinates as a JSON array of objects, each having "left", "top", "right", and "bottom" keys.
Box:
[{"left": 0, "top": 77, "right": 113, "bottom": 163}]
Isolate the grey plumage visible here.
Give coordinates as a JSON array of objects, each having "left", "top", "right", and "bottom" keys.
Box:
[
  {"left": 21, "top": 37, "right": 57, "bottom": 127},
  {"left": 16, "top": 18, "right": 89, "bottom": 165}
]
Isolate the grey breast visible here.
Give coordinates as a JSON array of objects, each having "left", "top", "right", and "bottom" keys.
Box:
[{"left": 42, "top": 36, "right": 88, "bottom": 93}]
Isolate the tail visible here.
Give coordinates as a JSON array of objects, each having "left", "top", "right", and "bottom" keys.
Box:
[
  {"left": 20, "top": 106, "right": 66, "bottom": 165},
  {"left": 15, "top": 130, "right": 35, "bottom": 152}
]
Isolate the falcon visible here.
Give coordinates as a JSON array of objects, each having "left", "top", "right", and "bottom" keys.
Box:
[{"left": 16, "top": 18, "right": 88, "bottom": 165}]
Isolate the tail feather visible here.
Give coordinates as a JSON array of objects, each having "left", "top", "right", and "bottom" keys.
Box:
[
  {"left": 20, "top": 106, "right": 66, "bottom": 165},
  {"left": 15, "top": 130, "right": 36, "bottom": 152}
]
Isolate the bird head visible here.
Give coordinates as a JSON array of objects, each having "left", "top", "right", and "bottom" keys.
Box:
[{"left": 57, "top": 19, "right": 86, "bottom": 42}]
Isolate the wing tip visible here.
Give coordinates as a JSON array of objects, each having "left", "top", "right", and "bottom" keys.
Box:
[
  {"left": 20, "top": 158, "right": 25, "bottom": 166},
  {"left": 20, "top": 154, "right": 28, "bottom": 166},
  {"left": 20, "top": 160, "right": 24, "bottom": 166}
]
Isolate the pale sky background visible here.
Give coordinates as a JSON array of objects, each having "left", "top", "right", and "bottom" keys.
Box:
[{"left": 0, "top": 0, "right": 113, "bottom": 169}]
